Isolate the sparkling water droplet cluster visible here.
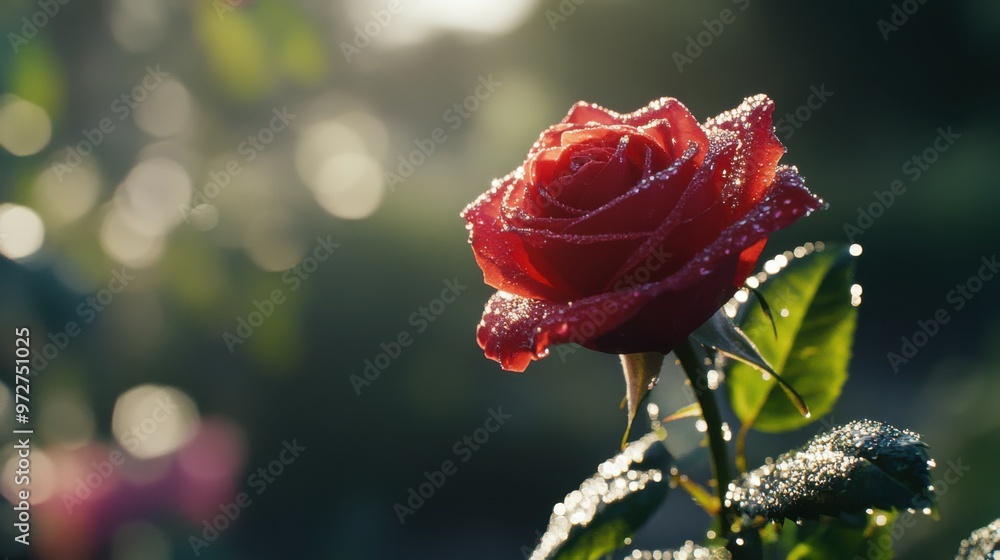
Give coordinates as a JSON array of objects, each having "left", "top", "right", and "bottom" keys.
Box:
[
  {"left": 530, "top": 432, "right": 671, "bottom": 560},
  {"left": 726, "top": 420, "right": 936, "bottom": 525},
  {"left": 956, "top": 516, "right": 1000, "bottom": 560},
  {"left": 625, "top": 541, "right": 731, "bottom": 559}
]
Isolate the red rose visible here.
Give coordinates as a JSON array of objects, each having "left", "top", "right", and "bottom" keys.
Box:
[{"left": 462, "top": 95, "right": 822, "bottom": 371}]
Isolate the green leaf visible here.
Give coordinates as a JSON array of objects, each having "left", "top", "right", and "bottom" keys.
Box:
[
  {"left": 779, "top": 512, "right": 897, "bottom": 560},
  {"left": 195, "top": 3, "right": 274, "bottom": 102},
  {"left": 531, "top": 432, "right": 671, "bottom": 560},
  {"left": 726, "top": 243, "right": 858, "bottom": 432},
  {"left": 674, "top": 472, "right": 719, "bottom": 515},
  {"left": 747, "top": 286, "right": 778, "bottom": 339},
  {"left": 691, "top": 312, "right": 809, "bottom": 418},
  {"left": 727, "top": 420, "right": 936, "bottom": 524},
  {"left": 661, "top": 402, "right": 702, "bottom": 424},
  {"left": 955, "top": 517, "right": 1000, "bottom": 560},
  {"left": 9, "top": 39, "right": 65, "bottom": 119},
  {"left": 619, "top": 352, "right": 664, "bottom": 449}
]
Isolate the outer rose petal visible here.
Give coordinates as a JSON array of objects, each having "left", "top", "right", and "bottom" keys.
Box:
[
  {"left": 563, "top": 102, "right": 620, "bottom": 126},
  {"left": 476, "top": 168, "right": 821, "bottom": 371},
  {"left": 462, "top": 172, "right": 575, "bottom": 301},
  {"left": 703, "top": 94, "right": 786, "bottom": 217}
]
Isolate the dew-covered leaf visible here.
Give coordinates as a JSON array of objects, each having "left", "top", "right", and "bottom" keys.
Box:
[
  {"left": 955, "top": 517, "right": 1000, "bottom": 560},
  {"left": 726, "top": 420, "right": 936, "bottom": 524},
  {"left": 726, "top": 243, "right": 858, "bottom": 432},
  {"left": 623, "top": 542, "right": 731, "bottom": 559},
  {"left": 531, "top": 432, "right": 671, "bottom": 560}
]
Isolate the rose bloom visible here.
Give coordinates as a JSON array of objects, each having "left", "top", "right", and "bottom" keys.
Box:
[{"left": 462, "top": 95, "right": 822, "bottom": 371}]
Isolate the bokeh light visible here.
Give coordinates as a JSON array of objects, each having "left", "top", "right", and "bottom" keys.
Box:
[
  {"left": 0, "top": 95, "right": 51, "bottom": 156},
  {"left": 343, "top": 0, "right": 540, "bottom": 46},
  {"left": 0, "top": 448, "right": 57, "bottom": 505},
  {"left": 109, "top": 0, "right": 169, "bottom": 53},
  {"left": 311, "top": 152, "right": 385, "bottom": 219},
  {"left": 134, "top": 79, "right": 193, "bottom": 137},
  {"left": 100, "top": 207, "right": 166, "bottom": 268},
  {"left": 111, "top": 385, "right": 200, "bottom": 459},
  {"left": 113, "top": 157, "right": 192, "bottom": 236},
  {"left": 0, "top": 203, "right": 46, "bottom": 260},
  {"left": 33, "top": 161, "right": 103, "bottom": 225}
]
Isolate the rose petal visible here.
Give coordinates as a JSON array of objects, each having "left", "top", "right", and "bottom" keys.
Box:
[
  {"left": 562, "top": 102, "right": 621, "bottom": 126},
  {"left": 602, "top": 139, "right": 731, "bottom": 287},
  {"left": 704, "top": 94, "right": 785, "bottom": 217},
  {"left": 476, "top": 291, "right": 561, "bottom": 372},
  {"left": 562, "top": 142, "right": 700, "bottom": 236},
  {"left": 631, "top": 98, "right": 708, "bottom": 160},
  {"left": 564, "top": 98, "right": 707, "bottom": 155},
  {"left": 462, "top": 172, "right": 576, "bottom": 300},
  {"left": 571, "top": 135, "right": 645, "bottom": 210},
  {"left": 499, "top": 198, "right": 653, "bottom": 299}
]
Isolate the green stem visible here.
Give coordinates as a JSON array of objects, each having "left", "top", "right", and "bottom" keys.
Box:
[{"left": 675, "top": 338, "right": 734, "bottom": 538}]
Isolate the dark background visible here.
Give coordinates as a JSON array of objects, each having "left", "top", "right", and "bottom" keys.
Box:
[{"left": 0, "top": 0, "right": 998, "bottom": 558}]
